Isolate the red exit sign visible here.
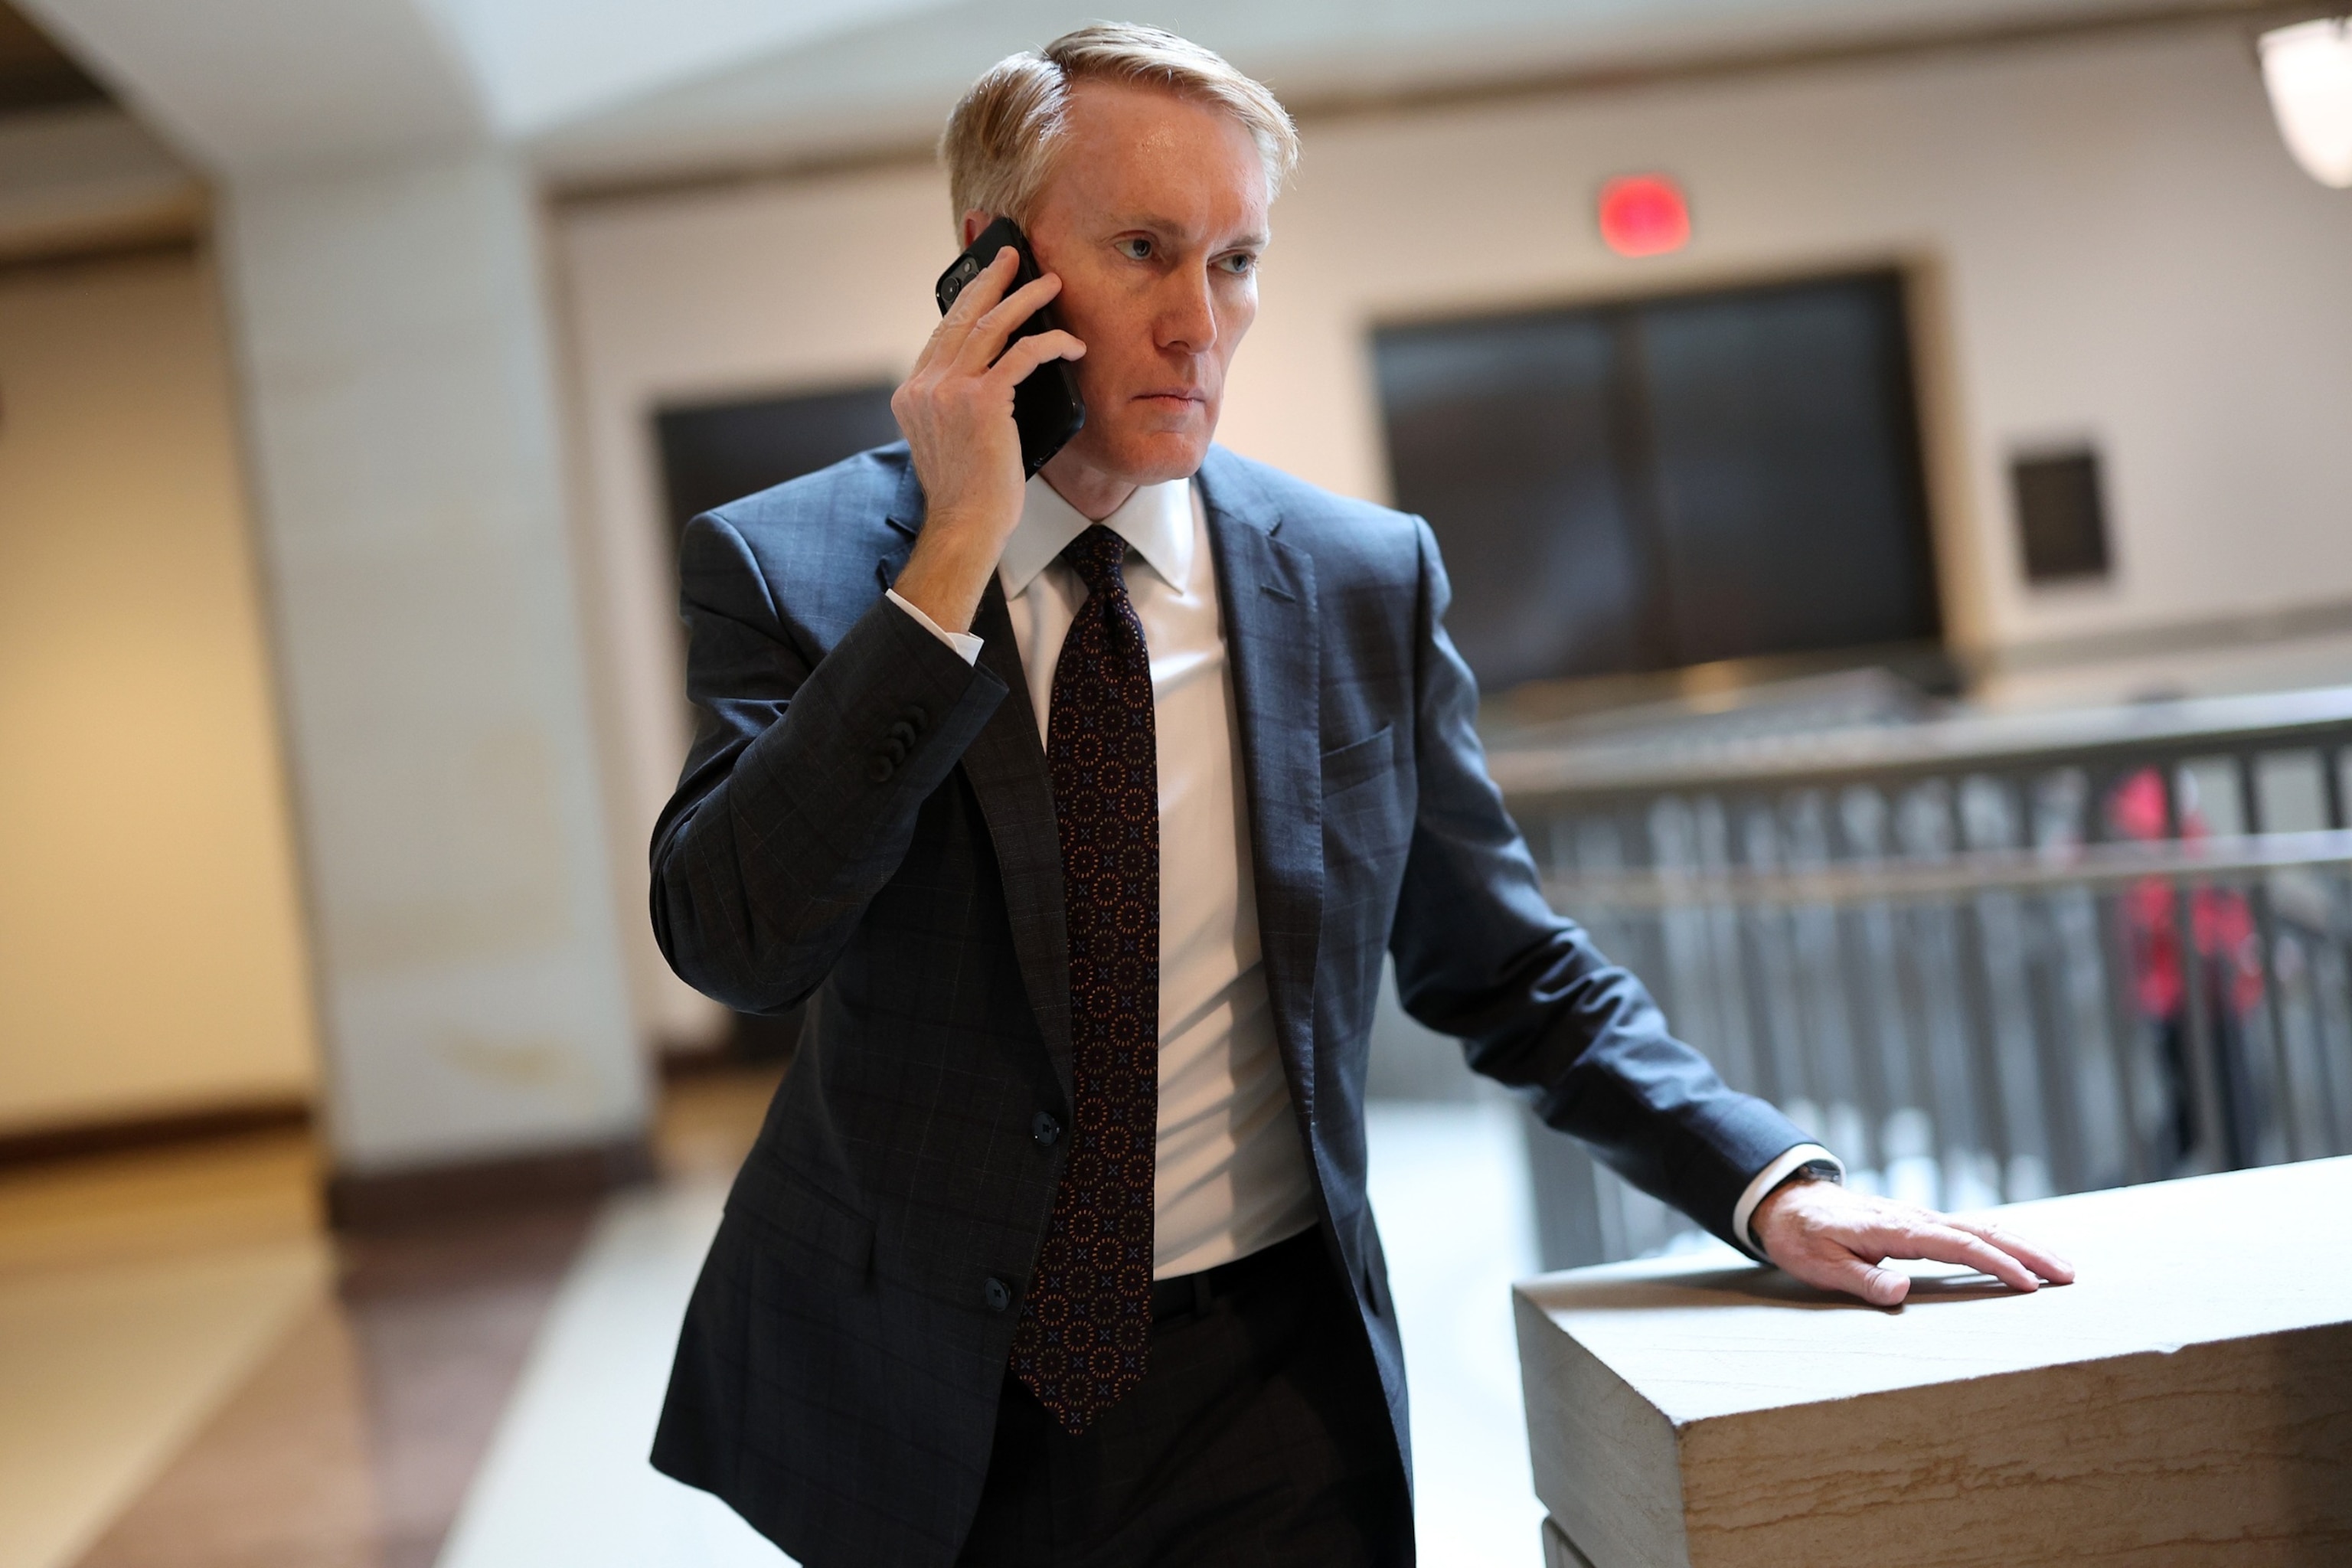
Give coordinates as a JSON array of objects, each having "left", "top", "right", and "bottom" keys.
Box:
[{"left": 1597, "top": 174, "right": 1691, "bottom": 257}]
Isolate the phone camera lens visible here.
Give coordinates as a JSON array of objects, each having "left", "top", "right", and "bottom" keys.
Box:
[{"left": 956, "top": 259, "right": 979, "bottom": 278}]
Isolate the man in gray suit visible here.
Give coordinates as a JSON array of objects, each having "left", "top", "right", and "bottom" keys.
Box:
[{"left": 649, "top": 24, "right": 2071, "bottom": 1567}]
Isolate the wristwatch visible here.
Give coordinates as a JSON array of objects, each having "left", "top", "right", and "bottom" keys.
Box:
[{"left": 1747, "top": 1158, "right": 1844, "bottom": 1254}]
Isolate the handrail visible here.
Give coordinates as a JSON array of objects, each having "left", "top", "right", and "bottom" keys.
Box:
[
  {"left": 1494, "top": 691, "right": 2352, "bottom": 1261},
  {"left": 1544, "top": 829, "right": 2352, "bottom": 910},
  {"left": 1491, "top": 684, "right": 2352, "bottom": 803}
]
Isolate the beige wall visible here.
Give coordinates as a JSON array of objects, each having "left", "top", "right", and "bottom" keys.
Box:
[
  {"left": 555, "top": 21, "right": 2352, "bottom": 1040},
  {"left": 0, "top": 247, "right": 317, "bottom": 1131},
  {"left": 1240, "top": 24, "right": 2352, "bottom": 662},
  {"left": 560, "top": 168, "right": 947, "bottom": 1046}
]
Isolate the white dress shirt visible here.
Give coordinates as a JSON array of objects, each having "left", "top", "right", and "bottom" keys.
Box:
[
  {"left": 893, "top": 475, "right": 1318, "bottom": 1277},
  {"left": 889, "top": 474, "right": 1836, "bottom": 1274}
]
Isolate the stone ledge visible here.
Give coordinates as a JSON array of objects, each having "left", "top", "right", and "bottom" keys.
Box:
[{"left": 1516, "top": 1157, "right": 2352, "bottom": 1566}]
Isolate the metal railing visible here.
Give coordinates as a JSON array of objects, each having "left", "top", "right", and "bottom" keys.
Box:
[{"left": 1492, "top": 684, "right": 2352, "bottom": 1269}]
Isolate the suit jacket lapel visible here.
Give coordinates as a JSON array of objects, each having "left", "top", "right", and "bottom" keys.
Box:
[
  {"left": 1197, "top": 449, "right": 1322, "bottom": 1126},
  {"left": 959, "top": 580, "right": 1074, "bottom": 1100},
  {"left": 892, "top": 456, "right": 1078, "bottom": 1103},
  {"left": 877, "top": 459, "right": 923, "bottom": 597}
]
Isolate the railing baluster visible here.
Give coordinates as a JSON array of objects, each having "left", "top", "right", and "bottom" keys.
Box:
[
  {"left": 2319, "top": 861, "right": 2352, "bottom": 1155},
  {"left": 2239, "top": 750, "right": 2301, "bottom": 1165},
  {"left": 2036, "top": 769, "right": 2092, "bottom": 1191},
  {"left": 1501, "top": 696, "right": 2352, "bottom": 1259},
  {"left": 2080, "top": 763, "right": 2145, "bottom": 1188},
  {"left": 1700, "top": 794, "right": 1759, "bottom": 1099},
  {"left": 2321, "top": 750, "right": 2352, "bottom": 1156},
  {"left": 2171, "top": 766, "right": 2233, "bottom": 1172}
]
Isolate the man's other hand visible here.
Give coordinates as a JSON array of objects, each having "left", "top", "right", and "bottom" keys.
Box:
[{"left": 1751, "top": 1178, "right": 2076, "bottom": 1308}]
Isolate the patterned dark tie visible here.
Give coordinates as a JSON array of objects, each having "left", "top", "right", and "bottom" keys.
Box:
[{"left": 1007, "top": 523, "right": 1161, "bottom": 1435}]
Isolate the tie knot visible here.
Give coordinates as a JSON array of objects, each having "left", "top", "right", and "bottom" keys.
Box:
[{"left": 1060, "top": 524, "right": 1129, "bottom": 596}]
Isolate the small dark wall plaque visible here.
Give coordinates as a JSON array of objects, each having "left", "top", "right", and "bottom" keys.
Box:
[{"left": 2011, "top": 447, "right": 2112, "bottom": 583}]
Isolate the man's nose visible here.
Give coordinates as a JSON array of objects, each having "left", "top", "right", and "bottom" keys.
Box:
[{"left": 1155, "top": 266, "right": 1218, "bottom": 354}]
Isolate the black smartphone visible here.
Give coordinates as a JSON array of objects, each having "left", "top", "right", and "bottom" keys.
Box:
[{"left": 934, "top": 215, "right": 1086, "bottom": 478}]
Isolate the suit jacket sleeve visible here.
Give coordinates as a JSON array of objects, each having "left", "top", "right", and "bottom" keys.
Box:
[
  {"left": 648, "top": 512, "right": 1008, "bottom": 1013},
  {"left": 1384, "top": 518, "right": 1809, "bottom": 1250}
]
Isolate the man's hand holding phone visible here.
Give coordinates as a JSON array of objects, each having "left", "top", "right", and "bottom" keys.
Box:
[{"left": 890, "top": 247, "right": 1085, "bottom": 636}]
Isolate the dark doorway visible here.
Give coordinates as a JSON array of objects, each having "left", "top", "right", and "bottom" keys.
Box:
[
  {"left": 650, "top": 381, "right": 902, "bottom": 1063},
  {"left": 1374, "top": 271, "right": 1941, "bottom": 695},
  {"left": 652, "top": 381, "right": 902, "bottom": 552}
]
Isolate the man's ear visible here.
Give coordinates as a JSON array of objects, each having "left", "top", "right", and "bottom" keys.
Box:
[{"left": 961, "top": 208, "right": 994, "bottom": 247}]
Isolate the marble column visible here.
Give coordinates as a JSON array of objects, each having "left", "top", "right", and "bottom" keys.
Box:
[{"left": 219, "top": 152, "right": 649, "bottom": 1203}]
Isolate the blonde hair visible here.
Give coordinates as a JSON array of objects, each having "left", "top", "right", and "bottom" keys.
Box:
[{"left": 940, "top": 23, "right": 1298, "bottom": 227}]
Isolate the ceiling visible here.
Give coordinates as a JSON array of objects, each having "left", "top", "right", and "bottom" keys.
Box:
[
  {"left": 10, "top": 0, "right": 2285, "bottom": 184},
  {"left": 529, "top": 0, "right": 2287, "bottom": 191},
  {"left": 0, "top": 0, "right": 103, "bottom": 115}
]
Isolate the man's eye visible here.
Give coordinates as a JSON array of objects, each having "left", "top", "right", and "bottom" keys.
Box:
[
  {"left": 1219, "top": 253, "right": 1258, "bottom": 276},
  {"left": 1117, "top": 237, "right": 1154, "bottom": 260}
]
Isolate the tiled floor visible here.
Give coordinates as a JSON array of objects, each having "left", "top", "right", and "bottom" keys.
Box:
[
  {"left": 436, "top": 1177, "right": 785, "bottom": 1568},
  {"left": 7, "top": 1073, "right": 1550, "bottom": 1567},
  {"left": 436, "top": 1101, "right": 1547, "bottom": 1568},
  {"left": 0, "top": 1132, "right": 331, "bottom": 1568},
  {"left": 2, "top": 1070, "right": 777, "bottom": 1568},
  {"left": 1364, "top": 1102, "right": 1547, "bottom": 1568}
]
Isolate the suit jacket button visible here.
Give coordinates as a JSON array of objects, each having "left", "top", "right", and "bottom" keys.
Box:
[
  {"left": 984, "top": 1276, "right": 1012, "bottom": 1312},
  {"left": 1031, "top": 1112, "right": 1061, "bottom": 1147},
  {"left": 886, "top": 720, "right": 917, "bottom": 748},
  {"left": 900, "top": 704, "right": 928, "bottom": 730},
  {"left": 866, "top": 755, "right": 895, "bottom": 783}
]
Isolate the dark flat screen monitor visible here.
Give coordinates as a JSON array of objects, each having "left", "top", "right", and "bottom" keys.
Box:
[{"left": 1374, "top": 270, "right": 1941, "bottom": 694}]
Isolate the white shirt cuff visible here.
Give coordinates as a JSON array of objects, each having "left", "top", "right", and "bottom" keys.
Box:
[
  {"left": 1733, "top": 1142, "right": 1844, "bottom": 1260},
  {"left": 886, "top": 588, "right": 983, "bottom": 665}
]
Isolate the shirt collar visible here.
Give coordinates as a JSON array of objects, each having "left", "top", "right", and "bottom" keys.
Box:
[{"left": 998, "top": 473, "right": 1194, "bottom": 600}]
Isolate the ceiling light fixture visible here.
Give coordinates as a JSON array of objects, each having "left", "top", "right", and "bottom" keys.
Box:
[{"left": 2259, "top": 17, "right": 2352, "bottom": 188}]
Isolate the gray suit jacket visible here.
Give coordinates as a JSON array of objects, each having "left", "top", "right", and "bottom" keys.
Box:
[{"left": 648, "top": 443, "right": 1809, "bottom": 1567}]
